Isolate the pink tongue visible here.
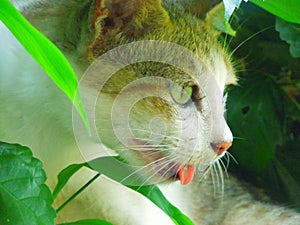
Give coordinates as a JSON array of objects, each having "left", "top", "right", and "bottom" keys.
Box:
[{"left": 177, "top": 165, "right": 195, "bottom": 185}]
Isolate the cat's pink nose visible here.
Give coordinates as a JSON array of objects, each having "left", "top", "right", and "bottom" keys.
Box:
[{"left": 211, "top": 141, "right": 232, "bottom": 155}]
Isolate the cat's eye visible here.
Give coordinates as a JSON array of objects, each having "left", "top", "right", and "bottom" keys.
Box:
[{"left": 170, "top": 85, "right": 193, "bottom": 105}]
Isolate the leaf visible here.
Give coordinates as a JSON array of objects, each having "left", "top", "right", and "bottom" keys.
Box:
[
  {"left": 55, "top": 157, "right": 195, "bottom": 225},
  {"left": 254, "top": 139, "right": 300, "bottom": 208},
  {"left": 250, "top": 0, "right": 300, "bottom": 25},
  {"left": 0, "top": 142, "right": 56, "bottom": 225},
  {"left": 58, "top": 219, "right": 113, "bottom": 225},
  {"left": 52, "top": 163, "right": 88, "bottom": 199},
  {"left": 276, "top": 139, "right": 300, "bottom": 180},
  {"left": 275, "top": 17, "right": 300, "bottom": 58},
  {"left": 88, "top": 156, "right": 148, "bottom": 186},
  {"left": 89, "top": 157, "right": 195, "bottom": 225},
  {"left": 129, "top": 185, "right": 195, "bottom": 225},
  {"left": 0, "top": 0, "right": 90, "bottom": 131},
  {"left": 274, "top": 157, "right": 300, "bottom": 208},
  {"left": 226, "top": 72, "right": 285, "bottom": 172}
]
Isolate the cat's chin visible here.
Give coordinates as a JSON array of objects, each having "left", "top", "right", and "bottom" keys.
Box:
[
  {"left": 122, "top": 138, "right": 212, "bottom": 185},
  {"left": 134, "top": 149, "right": 198, "bottom": 185}
]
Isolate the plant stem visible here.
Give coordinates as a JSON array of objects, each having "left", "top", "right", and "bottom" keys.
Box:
[{"left": 56, "top": 173, "right": 100, "bottom": 213}]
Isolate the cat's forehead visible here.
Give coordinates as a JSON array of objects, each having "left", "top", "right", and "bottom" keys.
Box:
[
  {"left": 137, "top": 25, "right": 236, "bottom": 90},
  {"left": 125, "top": 51, "right": 235, "bottom": 93}
]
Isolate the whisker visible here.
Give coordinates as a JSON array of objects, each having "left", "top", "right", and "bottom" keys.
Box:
[
  {"left": 226, "top": 151, "right": 238, "bottom": 165},
  {"left": 216, "top": 160, "right": 225, "bottom": 200},
  {"left": 214, "top": 162, "right": 222, "bottom": 198},
  {"left": 130, "top": 136, "right": 180, "bottom": 142},
  {"left": 119, "top": 156, "right": 171, "bottom": 185},
  {"left": 196, "top": 164, "right": 208, "bottom": 183},
  {"left": 126, "top": 144, "right": 172, "bottom": 149},
  {"left": 131, "top": 129, "right": 181, "bottom": 136},
  {"left": 224, "top": 152, "right": 232, "bottom": 169},
  {"left": 222, "top": 9, "right": 238, "bottom": 53},
  {"left": 151, "top": 161, "right": 178, "bottom": 185},
  {"left": 224, "top": 11, "right": 267, "bottom": 53},
  {"left": 146, "top": 159, "right": 177, "bottom": 193},
  {"left": 198, "top": 164, "right": 211, "bottom": 181},
  {"left": 233, "top": 136, "right": 246, "bottom": 140},
  {"left": 97, "top": 127, "right": 181, "bottom": 139},
  {"left": 230, "top": 25, "right": 274, "bottom": 57},
  {"left": 210, "top": 164, "right": 217, "bottom": 197},
  {"left": 219, "top": 158, "right": 229, "bottom": 178},
  {"left": 231, "top": 67, "right": 253, "bottom": 74},
  {"left": 135, "top": 158, "right": 176, "bottom": 189}
]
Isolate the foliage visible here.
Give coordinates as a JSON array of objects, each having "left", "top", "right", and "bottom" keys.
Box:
[
  {"left": 224, "top": 0, "right": 300, "bottom": 24},
  {"left": 52, "top": 164, "right": 88, "bottom": 199},
  {"left": 250, "top": 0, "right": 300, "bottom": 24},
  {"left": 0, "top": 142, "right": 56, "bottom": 225},
  {"left": 225, "top": 0, "right": 300, "bottom": 57},
  {"left": 276, "top": 18, "right": 300, "bottom": 58},
  {"left": 226, "top": 2, "right": 300, "bottom": 209},
  {"left": 129, "top": 185, "right": 194, "bottom": 225},
  {"left": 227, "top": 73, "right": 285, "bottom": 171},
  {"left": 53, "top": 160, "right": 195, "bottom": 225},
  {"left": 0, "top": 142, "right": 124, "bottom": 225}
]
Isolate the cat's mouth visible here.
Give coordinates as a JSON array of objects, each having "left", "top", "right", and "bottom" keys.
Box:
[{"left": 137, "top": 150, "right": 195, "bottom": 185}]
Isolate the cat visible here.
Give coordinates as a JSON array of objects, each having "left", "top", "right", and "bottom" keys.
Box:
[{"left": 1, "top": 0, "right": 300, "bottom": 224}]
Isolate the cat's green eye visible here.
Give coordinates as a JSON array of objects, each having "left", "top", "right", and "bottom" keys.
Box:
[{"left": 170, "top": 85, "right": 193, "bottom": 105}]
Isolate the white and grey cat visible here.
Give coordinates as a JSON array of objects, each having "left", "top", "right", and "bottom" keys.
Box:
[{"left": 1, "top": 0, "right": 299, "bottom": 224}]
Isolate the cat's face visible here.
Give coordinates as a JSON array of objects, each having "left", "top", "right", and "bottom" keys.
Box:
[
  {"left": 78, "top": 0, "right": 236, "bottom": 185},
  {"left": 89, "top": 44, "right": 235, "bottom": 185}
]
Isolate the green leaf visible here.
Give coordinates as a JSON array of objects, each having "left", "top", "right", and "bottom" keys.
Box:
[
  {"left": 273, "top": 161, "right": 300, "bottom": 208},
  {"left": 275, "top": 17, "right": 300, "bottom": 58},
  {"left": 55, "top": 157, "right": 195, "bottom": 225},
  {"left": 58, "top": 219, "right": 113, "bottom": 225},
  {"left": 247, "top": 139, "right": 300, "bottom": 208},
  {"left": 0, "top": 142, "right": 56, "bottom": 225},
  {"left": 89, "top": 157, "right": 195, "bottom": 225},
  {"left": 276, "top": 139, "right": 300, "bottom": 180},
  {"left": 0, "top": 0, "right": 90, "bottom": 131},
  {"left": 227, "top": 72, "right": 285, "bottom": 172},
  {"left": 250, "top": 0, "right": 300, "bottom": 25},
  {"left": 88, "top": 156, "right": 147, "bottom": 186},
  {"left": 129, "top": 185, "right": 195, "bottom": 225},
  {"left": 52, "top": 163, "right": 88, "bottom": 199}
]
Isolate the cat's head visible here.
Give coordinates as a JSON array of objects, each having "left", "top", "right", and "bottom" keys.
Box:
[{"left": 77, "top": 0, "right": 237, "bottom": 185}]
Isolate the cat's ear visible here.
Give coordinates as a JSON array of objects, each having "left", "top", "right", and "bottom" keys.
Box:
[
  {"left": 205, "top": 2, "right": 236, "bottom": 36},
  {"left": 179, "top": 0, "right": 235, "bottom": 36},
  {"left": 87, "top": 0, "right": 171, "bottom": 57},
  {"left": 92, "top": 0, "right": 170, "bottom": 37}
]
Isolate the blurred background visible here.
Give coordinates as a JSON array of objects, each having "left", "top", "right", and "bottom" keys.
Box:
[{"left": 226, "top": 1, "right": 300, "bottom": 210}]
